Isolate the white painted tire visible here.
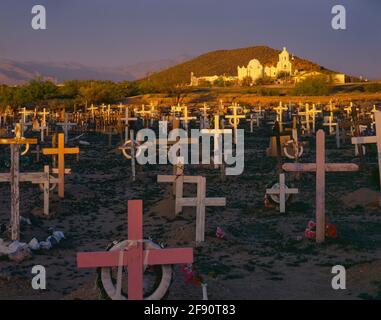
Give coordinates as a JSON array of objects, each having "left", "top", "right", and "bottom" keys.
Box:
[
  {"left": 121, "top": 140, "right": 142, "bottom": 160},
  {"left": 98, "top": 240, "right": 172, "bottom": 300},
  {"left": 283, "top": 140, "right": 303, "bottom": 160},
  {"left": 268, "top": 182, "right": 293, "bottom": 204}
]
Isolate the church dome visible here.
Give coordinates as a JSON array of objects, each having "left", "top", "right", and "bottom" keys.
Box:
[{"left": 247, "top": 59, "right": 262, "bottom": 69}]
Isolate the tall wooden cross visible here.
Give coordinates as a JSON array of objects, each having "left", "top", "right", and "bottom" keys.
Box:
[
  {"left": 37, "top": 108, "right": 50, "bottom": 142},
  {"left": 200, "top": 103, "right": 210, "bottom": 129},
  {"left": 180, "top": 105, "right": 196, "bottom": 131},
  {"left": 57, "top": 113, "right": 77, "bottom": 143},
  {"left": 309, "top": 104, "right": 321, "bottom": 133},
  {"left": 0, "top": 124, "right": 38, "bottom": 240},
  {"left": 323, "top": 101, "right": 337, "bottom": 135},
  {"left": 225, "top": 103, "right": 245, "bottom": 144},
  {"left": 352, "top": 110, "right": 381, "bottom": 205},
  {"left": 274, "top": 102, "right": 288, "bottom": 132},
  {"left": 201, "top": 115, "right": 232, "bottom": 169},
  {"left": 42, "top": 133, "right": 80, "bottom": 198},
  {"left": 298, "top": 103, "right": 311, "bottom": 133},
  {"left": 120, "top": 107, "right": 137, "bottom": 141},
  {"left": 283, "top": 130, "right": 359, "bottom": 243},
  {"left": 77, "top": 200, "right": 193, "bottom": 300}
]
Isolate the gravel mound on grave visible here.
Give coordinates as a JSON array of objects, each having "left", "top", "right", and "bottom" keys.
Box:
[{"left": 340, "top": 188, "right": 380, "bottom": 209}]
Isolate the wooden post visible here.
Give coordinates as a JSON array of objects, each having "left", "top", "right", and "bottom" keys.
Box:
[
  {"left": 315, "top": 130, "right": 325, "bottom": 243},
  {"left": 43, "top": 165, "right": 50, "bottom": 216},
  {"left": 10, "top": 144, "right": 20, "bottom": 241},
  {"left": 130, "top": 129, "right": 136, "bottom": 182}
]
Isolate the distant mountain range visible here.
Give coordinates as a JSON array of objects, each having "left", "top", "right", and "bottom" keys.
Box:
[{"left": 0, "top": 54, "right": 193, "bottom": 85}]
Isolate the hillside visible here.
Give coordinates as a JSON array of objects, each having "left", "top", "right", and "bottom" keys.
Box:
[{"left": 139, "top": 46, "right": 333, "bottom": 86}]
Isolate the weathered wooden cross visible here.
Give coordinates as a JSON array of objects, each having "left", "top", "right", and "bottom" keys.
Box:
[
  {"left": 157, "top": 158, "right": 200, "bottom": 214},
  {"left": 177, "top": 176, "right": 226, "bottom": 243},
  {"left": 283, "top": 130, "right": 359, "bottom": 243},
  {"left": 225, "top": 103, "right": 245, "bottom": 144},
  {"left": 0, "top": 124, "right": 38, "bottom": 240},
  {"left": 42, "top": 133, "right": 80, "bottom": 198},
  {"left": 77, "top": 200, "right": 193, "bottom": 300}
]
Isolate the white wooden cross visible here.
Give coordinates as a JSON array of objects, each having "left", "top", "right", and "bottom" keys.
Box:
[
  {"left": 225, "top": 103, "right": 245, "bottom": 144},
  {"left": 344, "top": 102, "right": 353, "bottom": 118},
  {"left": 120, "top": 106, "right": 137, "bottom": 141},
  {"left": 38, "top": 108, "right": 50, "bottom": 142},
  {"left": 177, "top": 176, "right": 226, "bottom": 243},
  {"left": 87, "top": 104, "right": 98, "bottom": 120},
  {"left": 246, "top": 114, "right": 257, "bottom": 133},
  {"left": 298, "top": 103, "right": 311, "bottom": 133},
  {"left": 201, "top": 115, "right": 232, "bottom": 168},
  {"left": 135, "top": 104, "right": 152, "bottom": 127},
  {"left": 352, "top": 110, "right": 381, "bottom": 205},
  {"left": 283, "top": 130, "right": 359, "bottom": 243},
  {"left": 180, "top": 105, "right": 196, "bottom": 131},
  {"left": 309, "top": 104, "right": 321, "bottom": 133},
  {"left": 323, "top": 101, "right": 337, "bottom": 135},
  {"left": 266, "top": 173, "right": 298, "bottom": 213},
  {"left": 57, "top": 113, "right": 77, "bottom": 143},
  {"left": 274, "top": 102, "right": 288, "bottom": 132},
  {"left": 200, "top": 103, "right": 210, "bottom": 129},
  {"left": 119, "top": 129, "right": 139, "bottom": 181},
  {"left": 18, "top": 107, "right": 34, "bottom": 133}
]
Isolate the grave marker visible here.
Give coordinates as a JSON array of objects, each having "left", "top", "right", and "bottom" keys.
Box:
[
  {"left": 77, "top": 200, "right": 193, "bottom": 300},
  {"left": 283, "top": 130, "right": 359, "bottom": 243},
  {"left": 42, "top": 133, "right": 80, "bottom": 198}
]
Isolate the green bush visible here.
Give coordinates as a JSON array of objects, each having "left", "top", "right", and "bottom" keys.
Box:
[{"left": 292, "top": 76, "right": 331, "bottom": 96}]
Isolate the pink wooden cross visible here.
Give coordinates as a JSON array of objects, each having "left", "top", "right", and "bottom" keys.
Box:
[
  {"left": 282, "top": 130, "right": 359, "bottom": 243},
  {"left": 76, "top": 200, "right": 193, "bottom": 300}
]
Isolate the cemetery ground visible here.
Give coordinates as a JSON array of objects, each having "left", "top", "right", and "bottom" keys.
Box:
[{"left": 1, "top": 122, "right": 381, "bottom": 300}]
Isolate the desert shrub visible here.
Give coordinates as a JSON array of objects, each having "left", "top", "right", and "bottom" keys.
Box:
[
  {"left": 292, "top": 76, "right": 331, "bottom": 96},
  {"left": 364, "top": 83, "right": 381, "bottom": 93}
]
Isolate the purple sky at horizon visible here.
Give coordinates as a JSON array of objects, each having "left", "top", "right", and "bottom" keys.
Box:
[{"left": 0, "top": 0, "right": 380, "bottom": 79}]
